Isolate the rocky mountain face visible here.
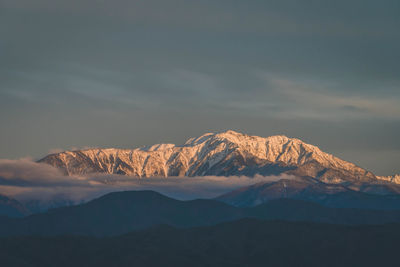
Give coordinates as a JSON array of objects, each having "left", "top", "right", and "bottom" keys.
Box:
[{"left": 39, "top": 130, "right": 381, "bottom": 184}]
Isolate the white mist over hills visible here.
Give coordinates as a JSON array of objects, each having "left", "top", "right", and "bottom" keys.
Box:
[
  {"left": 0, "top": 157, "right": 292, "bottom": 211},
  {"left": 39, "top": 130, "right": 396, "bottom": 184}
]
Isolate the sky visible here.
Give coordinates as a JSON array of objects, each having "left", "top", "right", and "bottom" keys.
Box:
[{"left": 0, "top": 0, "right": 399, "bottom": 176}]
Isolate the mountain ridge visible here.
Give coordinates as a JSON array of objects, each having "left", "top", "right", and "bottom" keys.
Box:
[
  {"left": 216, "top": 176, "right": 400, "bottom": 208},
  {"left": 39, "top": 130, "right": 392, "bottom": 184},
  {"left": 2, "top": 190, "right": 400, "bottom": 237},
  {"left": 377, "top": 174, "right": 400, "bottom": 184}
]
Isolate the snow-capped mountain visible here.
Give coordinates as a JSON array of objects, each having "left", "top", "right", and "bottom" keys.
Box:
[{"left": 39, "top": 130, "right": 382, "bottom": 184}]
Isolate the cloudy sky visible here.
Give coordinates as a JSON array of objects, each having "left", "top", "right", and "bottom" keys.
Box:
[{"left": 1, "top": 0, "right": 399, "bottom": 175}]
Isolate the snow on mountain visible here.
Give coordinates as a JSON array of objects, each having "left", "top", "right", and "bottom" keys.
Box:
[
  {"left": 39, "top": 130, "right": 379, "bottom": 183},
  {"left": 377, "top": 174, "right": 400, "bottom": 184}
]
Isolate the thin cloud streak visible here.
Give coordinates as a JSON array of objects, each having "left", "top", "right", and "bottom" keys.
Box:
[{"left": 259, "top": 72, "right": 400, "bottom": 120}]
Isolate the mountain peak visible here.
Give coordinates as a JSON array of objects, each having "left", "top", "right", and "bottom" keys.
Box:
[{"left": 184, "top": 130, "right": 292, "bottom": 147}]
